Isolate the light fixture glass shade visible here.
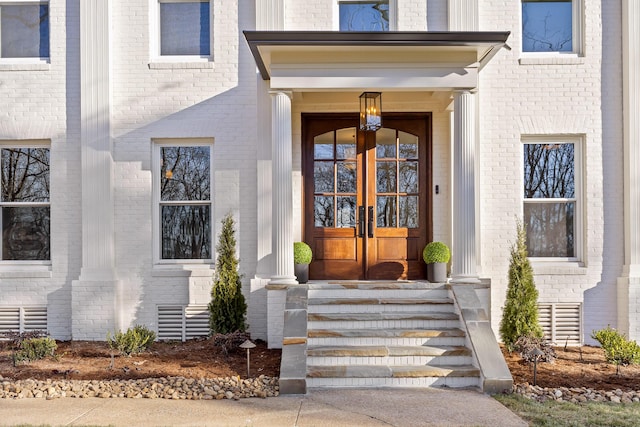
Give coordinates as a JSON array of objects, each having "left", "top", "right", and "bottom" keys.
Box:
[{"left": 359, "top": 92, "right": 382, "bottom": 131}]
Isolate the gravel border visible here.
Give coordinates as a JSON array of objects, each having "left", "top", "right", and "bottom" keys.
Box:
[
  {"left": 0, "top": 375, "right": 279, "bottom": 400},
  {"left": 512, "top": 383, "right": 640, "bottom": 404}
]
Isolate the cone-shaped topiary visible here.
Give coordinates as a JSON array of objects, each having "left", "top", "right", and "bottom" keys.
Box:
[
  {"left": 499, "top": 220, "right": 543, "bottom": 350},
  {"left": 208, "top": 213, "right": 247, "bottom": 334},
  {"left": 422, "top": 241, "right": 451, "bottom": 264}
]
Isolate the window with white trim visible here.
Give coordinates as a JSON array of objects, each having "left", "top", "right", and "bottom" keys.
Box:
[
  {"left": 0, "top": 1, "right": 49, "bottom": 59},
  {"left": 521, "top": 0, "right": 582, "bottom": 54},
  {"left": 156, "top": 0, "right": 210, "bottom": 57},
  {"left": 338, "top": 1, "right": 391, "bottom": 31},
  {"left": 523, "top": 138, "right": 581, "bottom": 260},
  {"left": 0, "top": 144, "right": 50, "bottom": 261},
  {"left": 154, "top": 141, "right": 212, "bottom": 261}
]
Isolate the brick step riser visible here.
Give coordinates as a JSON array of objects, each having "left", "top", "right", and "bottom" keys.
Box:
[
  {"left": 306, "top": 355, "right": 473, "bottom": 366},
  {"left": 308, "top": 319, "right": 460, "bottom": 329},
  {"left": 307, "top": 337, "right": 467, "bottom": 347},
  {"left": 307, "top": 304, "right": 455, "bottom": 314},
  {"left": 307, "top": 289, "right": 451, "bottom": 299},
  {"left": 306, "top": 376, "right": 480, "bottom": 389}
]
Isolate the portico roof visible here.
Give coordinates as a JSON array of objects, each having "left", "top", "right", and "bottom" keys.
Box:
[{"left": 243, "top": 31, "right": 510, "bottom": 91}]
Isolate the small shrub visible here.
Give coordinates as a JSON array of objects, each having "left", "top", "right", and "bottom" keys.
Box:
[
  {"left": 422, "top": 241, "right": 450, "bottom": 264},
  {"left": 211, "top": 331, "right": 250, "bottom": 356},
  {"left": 107, "top": 325, "right": 156, "bottom": 357},
  {"left": 592, "top": 326, "right": 640, "bottom": 374},
  {"left": 293, "top": 242, "right": 313, "bottom": 265},
  {"left": 513, "top": 335, "right": 556, "bottom": 363},
  {"left": 1, "top": 330, "right": 47, "bottom": 349},
  {"left": 13, "top": 337, "right": 57, "bottom": 365}
]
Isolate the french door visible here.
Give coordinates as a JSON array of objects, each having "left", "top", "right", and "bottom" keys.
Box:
[{"left": 303, "top": 113, "right": 432, "bottom": 280}]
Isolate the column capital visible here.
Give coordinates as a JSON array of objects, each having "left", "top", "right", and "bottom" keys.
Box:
[{"left": 269, "top": 90, "right": 293, "bottom": 99}]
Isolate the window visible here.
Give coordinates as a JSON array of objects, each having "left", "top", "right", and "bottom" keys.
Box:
[
  {"left": 0, "top": 1, "right": 49, "bottom": 59},
  {"left": 523, "top": 139, "right": 581, "bottom": 259},
  {"left": 339, "top": 1, "right": 389, "bottom": 31},
  {"left": 521, "top": 0, "right": 580, "bottom": 53},
  {"left": 0, "top": 145, "right": 50, "bottom": 261},
  {"left": 158, "top": 0, "right": 210, "bottom": 56},
  {"left": 155, "top": 142, "right": 212, "bottom": 261}
]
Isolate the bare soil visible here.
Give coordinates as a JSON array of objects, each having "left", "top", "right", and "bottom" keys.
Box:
[
  {"left": 1, "top": 339, "right": 639, "bottom": 393},
  {"left": 0, "top": 338, "right": 280, "bottom": 381}
]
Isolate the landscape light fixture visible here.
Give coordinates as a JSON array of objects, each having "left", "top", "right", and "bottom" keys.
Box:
[
  {"left": 359, "top": 92, "right": 382, "bottom": 131},
  {"left": 240, "top": 339, "right": 257, "bottom": 378}
]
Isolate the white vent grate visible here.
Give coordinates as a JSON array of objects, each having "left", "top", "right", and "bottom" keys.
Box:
[
  {"left": 157, "top": 305, "right": 209, "bottom": 342},
  {"left": 538, "top": 303, "right": 582, "bottom": 346},
  {"left": 0, "top": 306, "right": 47, "bottom": 337}
]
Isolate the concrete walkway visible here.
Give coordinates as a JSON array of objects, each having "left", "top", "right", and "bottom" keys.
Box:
[{"left": 0, "top": 388, "right": 527, "bottom": 427}]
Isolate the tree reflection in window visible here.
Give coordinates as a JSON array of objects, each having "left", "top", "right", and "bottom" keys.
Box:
[
  {"left": 339, "top": 1, "right": 389, "bottom": 32},
  {"left": 160, "top": 146, "right": 211, "bottom": 259},
  {"left": 1, "top": 147, "right": 50, "bottom": 260},
  {"left": 523, "top": 143, "right": 575, "bottom": 257}
]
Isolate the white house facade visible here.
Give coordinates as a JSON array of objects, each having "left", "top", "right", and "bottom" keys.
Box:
[{"left": 1, "top": 0, "right": 639, "bottom": 356}]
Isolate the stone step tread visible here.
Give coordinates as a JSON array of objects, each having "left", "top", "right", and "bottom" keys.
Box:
[
  {"left": 307, "top": 311, "right": 459, "bottom": 322},
  {"left": 307, "top": 345, "right": 472, "bottom": 357},
  {"left": 308, "top": 282, "right": 447, "bottom": 291},
  {"left": 307, "top": 297, "right": 453, "bottom": 305},
  {"left": 307, "top": 364, "right": 480, "bottom": 378},
  {"left": 307, "top": 328, "right": 465, "bottom": 338}
]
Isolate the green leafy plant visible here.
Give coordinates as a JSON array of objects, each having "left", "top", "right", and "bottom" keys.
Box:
[
  {"left": 499, "top": 220, "right": 543, "bottom": 350},
  {"left": 422, "top": 241, "right": 450, "bottom": 264},
  {"left": 592, "top": 326, "right": 640, "bottom": 375},
  {"left": 208, "top": 213, "right": 247, "bottom": 334},
  {"left": 12, "top": 337, "right": 57, "bottom": 365},
  {"left": 107, "top": 325, "right": 156, "bottom": 357},
  {"left": 293, "top": 241, "right": 312, "bottom": 265}
]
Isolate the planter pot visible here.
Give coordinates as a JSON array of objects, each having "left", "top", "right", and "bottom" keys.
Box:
[
  {"left": 294, "top": 264, "right": 309, "bottom": 284},
  {"left": 427, "top": 262, "right": 447, "bottom": 283}
]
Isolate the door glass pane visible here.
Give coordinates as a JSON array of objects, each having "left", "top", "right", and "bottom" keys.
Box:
[
  {"left": 314, "top": 132, "right": 334, "bottom": 159},
  {"left": 314, "top": 162, "right": 334, "bottom": 193},
  {"left": 337, "top": 196, "right": 356, "bottom": 228},
  {"left": 377, "top": 196, "right": 396, "bottom": 227},
  {"left": 2, "top": 206, "right": 50, "bottom": 260},
  {"left": 399, "top": 196, "right": 418, "bottom": 228},
  {"left": 399, "top": 162, "right": 418, "bottom": 193},
  {"left": 376, "top": 128, "right": 396, "bottom": 158},
  {"left": 376, "top": 162, "right": 396, "bottom": 193},
  {"left": 337, "top": 162, "right": 356, "bottom": 193},
  {"left": 524, "top": 201, "right": 574, "bottom": 257},
  {"left": 161, "top": 205, "right": 211, "bottom": 259},
  {"left": 336, "top": 128, "right": 356, "bottom": 159},
  {"left": 314, "top": 196, "right": 334, "bottom": 227},
  {"left": 398, "top": 131, "right": 418, "bottom": 159}
]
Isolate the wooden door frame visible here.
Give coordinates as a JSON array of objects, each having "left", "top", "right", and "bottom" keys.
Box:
[{"left": 301, "top": 112, "right": 433, "bottom": 280}]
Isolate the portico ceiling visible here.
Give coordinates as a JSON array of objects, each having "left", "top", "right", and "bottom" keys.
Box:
[{"left": 243, "top": 31, "right": 510, "bottom": 91}]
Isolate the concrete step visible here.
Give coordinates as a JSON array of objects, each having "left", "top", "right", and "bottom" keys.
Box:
[
  {"left": 307, "top": 297, "right": 453, "bottom": 306},
  {"left": 308, "top": 328, "right": 465, "bottom": 339},
  {"left": 307, "top": 336, "right": 467, "bottom": 348},
  {"left": 307, "top": 364, "right": 480, "bottom": 378},
  {"left": 306, "top": 375, "right": 479, "bottom": 389},
  {"left": 307, "top": 311, "right": 459, "bottom": 322},
  {"left": 307, "top": 345, "right": 473, "bottom": 366}
]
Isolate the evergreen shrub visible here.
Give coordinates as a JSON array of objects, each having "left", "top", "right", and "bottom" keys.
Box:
[
  {"left": 592, "top": 326, "right": 640, "bottom": 374},
  {"left": 13, "top": 337, "right": 57, "bottom": 365},
  {"left": 422, "top": 241, "right": 450, "bottom": 264},
  {"left": 293, "top": 242, "right": 312, "bottom": 264},
  {"left": 107, "top": 325, "right": 156, "bottom": 356}
]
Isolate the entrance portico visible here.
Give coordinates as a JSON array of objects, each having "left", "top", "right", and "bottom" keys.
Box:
[{"left": 245, "top": 31, "right": 510, "bottom": 285}]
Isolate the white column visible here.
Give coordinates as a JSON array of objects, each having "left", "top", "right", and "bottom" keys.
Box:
[
  {"left": 270, "top": 91, "right": 298, "bottom": 285},
  {"left": 618, "top": 0, "right": 640, "bottom": 340},
  {"left": 451, "top": 90, "right": 479, "bottom": 283},
  {"left": 256, "top": 0, "right": 284, "bottom": 30},
  {"left": 72, "top": 0, "right": 122, "bottom": 340},
  {"left": 448, "top": 0, "right": 478, "bottom": 31}
]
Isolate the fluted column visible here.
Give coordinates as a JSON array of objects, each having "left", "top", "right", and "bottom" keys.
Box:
[
  {"left": 618, "top": 0, "right": 640, "bottom": 340},
  {"left": 256, "top": 0, "right": 284, "bottom": 30},
  {"left": 451, "top": 90, "right": 479, "bottom": 283},
  {"left": 448, "top": 0, "right": 478, "bottom": 31},
  {"left": 270, "top": 91, "right": 298, "bottom": 285}
]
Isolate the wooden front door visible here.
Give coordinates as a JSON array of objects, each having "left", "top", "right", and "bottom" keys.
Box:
[{"left": 303, "top": 113, "right": 432, "bottom": 280}]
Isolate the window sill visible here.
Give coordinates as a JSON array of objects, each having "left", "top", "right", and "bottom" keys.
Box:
[
  {"left": 0, "top": 264, "right": 52, "bottom": 278},
  {"left": 152, "top": 264, "right": 214, "bottom": 277},
  {"left": 519, "top": 55, "right": 584, "bottom": 66},
  {"left": 0, "top": 62, "right": 51, "bottom": 71},
  {"left": 531, "top": 262, "right": 587, "bottom": 275},
  {"left": 148, "top": 61, "right": 214, "bottom": 70}
]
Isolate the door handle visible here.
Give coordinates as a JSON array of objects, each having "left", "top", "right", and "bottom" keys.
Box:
[
  {"left": 367, "top": 206, "right": 374, "bottom": 238},
  {"left": 358, "top": 206, "right": 365, "bottom": 238}
]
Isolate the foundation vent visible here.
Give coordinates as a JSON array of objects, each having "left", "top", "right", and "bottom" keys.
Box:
[
  {"left": 538, "top": 303, "right": 582, "bottom": 346},
  {"left": 157, "top": 305, "right": 209, "bottom": 341},
  {"left": 0, "top": 306, "right": 48, "bottom": 337}
]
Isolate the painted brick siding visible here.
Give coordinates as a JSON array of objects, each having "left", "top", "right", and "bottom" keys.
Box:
[{"left": 478, "top": 0, "right": 623, "bottom": 343}]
